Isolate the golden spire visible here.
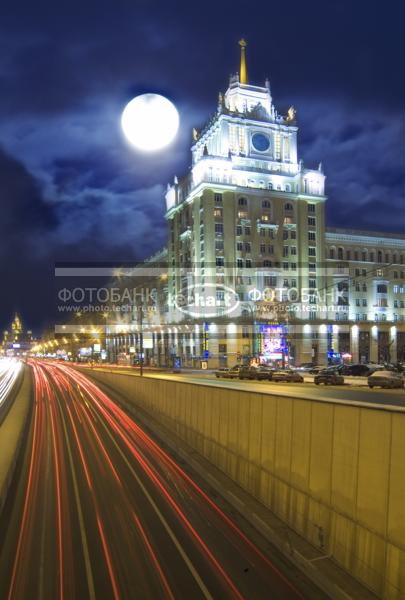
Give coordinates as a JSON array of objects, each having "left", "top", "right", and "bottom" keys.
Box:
[{"left": 238, "top": 38, "right": 247, "bottom": 84}]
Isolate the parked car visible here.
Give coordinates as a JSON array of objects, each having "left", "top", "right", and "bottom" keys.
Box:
[
  {"left": 238, "top": 365, "right": 259, "bottom": 380},
  {"left": 308, "top": 365, "right": 324, "bottom": 375},
  {"left": 314, "top": 369, "right": 345, "bottom": 385},
  {"left": 368, "top": 370, "right": 404, "bottom": 389},
  {"left": 215, "top": 365, "right": 241, "bottom": 378},
  {"left": 252, "top": 365, "right": 274, "bottom": 380},
  {"left": 296, "top": 363, "right": 316, "bottom": 372},
  {"left": 271, "top": 370, "right": 304, "bottom": 383},
  {"left": 340, "top": 364, "right": 371, "bottom": 377}
]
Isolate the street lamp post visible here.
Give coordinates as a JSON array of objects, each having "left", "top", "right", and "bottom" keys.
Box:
[{"left": 243, "top": 302, "right": 257, "bottom": 363}]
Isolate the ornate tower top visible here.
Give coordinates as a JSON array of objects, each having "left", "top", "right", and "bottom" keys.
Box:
[
  {"left": 238, "top": 38, "right": 248, "bottom": 84},
  {"left": 12, "top": 313, "right": 22, "bottom": 333}
]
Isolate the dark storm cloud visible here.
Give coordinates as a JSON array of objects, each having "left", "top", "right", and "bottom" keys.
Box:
[{"left": 0, "top": 0, "right": 404, "bottom": 330}]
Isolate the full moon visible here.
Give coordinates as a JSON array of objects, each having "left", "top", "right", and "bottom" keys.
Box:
[{"left": 121, "top": 93, "right": 179, "bottom": 152}]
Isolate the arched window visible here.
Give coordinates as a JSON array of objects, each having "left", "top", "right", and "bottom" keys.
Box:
[
  {"left": 329, "top": 248, "right": 335, "bottom": 259},
  {"left": 268, "top": 182, "right": 273, "bottom": 190},
  {"left": 285, "top": 184, "right": 291, "bottom": 192},
  {"left": 337, "top": 247, "right": 344, "bottom": 260},
  {"left": 238, "top": 197, "right": 247, "bottom": 206},
  {"left": 262, "top": 200, "right": 271, "bottom": 208},
  {"left": 378, "top": 251, "right": 383, "bottom": 263},
  {"left": 284, "top": 202, "right": 293, "bottom": 212}
]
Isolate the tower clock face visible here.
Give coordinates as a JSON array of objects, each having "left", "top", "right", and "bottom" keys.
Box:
[{"left": 251, "top": 132, "right": 270, "bottom": 152}]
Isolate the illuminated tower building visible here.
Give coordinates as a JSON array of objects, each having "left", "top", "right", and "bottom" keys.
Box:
[
  {"left": 2, "top": 313, "right": 33, "bottom": 356},
  {"left": 165, "top": 40, "right": 326, "bottom": 366}
]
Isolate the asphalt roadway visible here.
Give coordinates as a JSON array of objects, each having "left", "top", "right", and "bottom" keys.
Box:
[{"left": 0, "top": 360, "right": 317, "bottom": 599}]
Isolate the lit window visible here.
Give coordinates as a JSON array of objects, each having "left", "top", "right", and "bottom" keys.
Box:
[
  {"left": 274, "top": 132, "right": 281, "bottom": 159},
  {"left": 284, "top": 136, "right": 290, "bottom": 160},
  {"left": 238, "top": 127, "right": 245, "bottom": 153}
]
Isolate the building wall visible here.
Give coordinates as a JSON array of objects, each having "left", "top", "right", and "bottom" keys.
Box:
[{"left": 86, "top": 370, "right": 405, "bottom": 598}]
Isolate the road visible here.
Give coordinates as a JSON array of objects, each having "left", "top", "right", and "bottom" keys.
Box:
[
  {"left": 0, "top": 358, "right": 22, "bottom": 412},
  {"left": 85, "top": 365, "right": 405, "bottom": 410},
  {"left": 0, "top": 360, "right": 312, "bottom": 599}
]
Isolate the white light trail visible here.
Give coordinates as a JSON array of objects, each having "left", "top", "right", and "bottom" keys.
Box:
[{"left": 0, "top": 358, "right": 22, "bottom": 407}]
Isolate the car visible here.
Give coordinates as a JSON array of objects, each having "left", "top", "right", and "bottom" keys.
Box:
[
  {"left": 368, "top": 370, "right": 404, "bottom": 389},
  {"left": 296, "top": 362, "right": 315, "bottom": 372},
  {"left": 252, "top": 365, "right": 274, "bottom": 380},
  {"left": 215, "top": 365, "right": 242, "bottom": 378},
  {"left": 314, "top": 370, "right": 345, "bottom": 385},
  {"left": 338, "top": 364, "right": 370, "bottom": 377},
  {"left": 238, "top": 365, "right": 259, "bottom": 380},
  {"left": 308, "top": 365, "right": 324, "bottom": 374},
  {"left": 271, "top": 370, "right": 304, "bottom": 383}
]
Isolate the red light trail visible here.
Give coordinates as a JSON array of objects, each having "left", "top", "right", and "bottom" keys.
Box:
[{"left": 0, "top": 360, "right": 304, "bottom": 599}]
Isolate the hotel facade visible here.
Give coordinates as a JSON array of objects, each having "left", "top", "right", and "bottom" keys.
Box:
[{"left": 107, "top": 42, "right": 405, "bottom": 368}]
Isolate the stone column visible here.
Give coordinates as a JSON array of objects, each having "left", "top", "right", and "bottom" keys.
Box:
[
  {"left": 370, "top": 326, "right": 378, "bottom": 363},
  {"left": 390, "top": 326, "right": 397, "bottom": 363},
  {"left": 350, "top": 325, "right": 359, "bottom": 363},
  {"left": 296, "top": 324, "right": 314, "bottom": 365}
]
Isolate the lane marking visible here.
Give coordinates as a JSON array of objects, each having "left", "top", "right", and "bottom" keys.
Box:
[
  {"left": 87, "top": 401, "right": 213, "bottom": 600},
  {"left": 57, "top": 387, "right": 96, "bottom": 600}
]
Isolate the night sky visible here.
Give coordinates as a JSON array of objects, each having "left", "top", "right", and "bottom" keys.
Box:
[{"left": 1, "top": 0, "right": 404, "bottom": 332}]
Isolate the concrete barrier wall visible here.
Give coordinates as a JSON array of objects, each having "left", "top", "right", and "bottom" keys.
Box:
[{"left": 89, "top": 370, "right": 405, "bottom": 598}]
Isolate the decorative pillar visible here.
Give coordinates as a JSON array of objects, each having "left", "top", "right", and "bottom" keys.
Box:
[
  {"left": 350, "top": 325, "right": 359, "bottom": 363},
  {"left": 370, "top": 325, "right": 378, "bottom": 363},
  {"left": 390, "top": 326, "right": 398, "bottom": 363}
]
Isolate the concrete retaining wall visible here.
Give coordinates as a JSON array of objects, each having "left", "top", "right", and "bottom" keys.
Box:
[
  {"left": 89, "top": 370, "right": 405, "bottom": 599},
  {"left": 0, "top": 366, "right": 32, "bottom": 515}
]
